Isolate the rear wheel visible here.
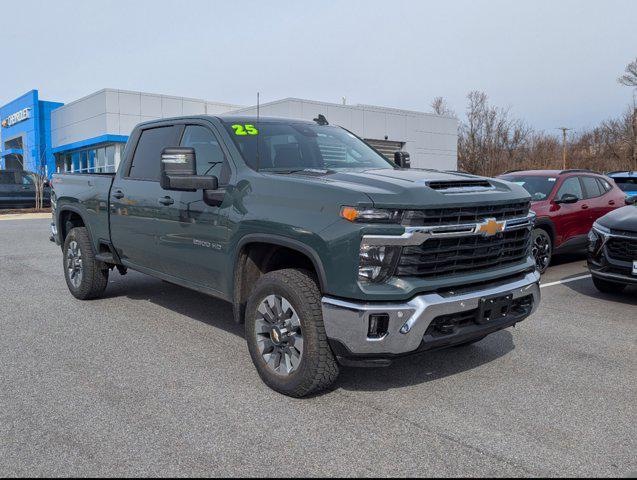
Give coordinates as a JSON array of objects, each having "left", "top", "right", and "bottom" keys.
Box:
[
  {"left": 245, "top": 269, "right": 339, "bottom": 397},
  {"left": 532, "top": 228, "right": 552, "bottom": 274},
  {"left": 592, "top": 276, "right": 626, "bottom": 294},
  {"left": 63, "top": 227, "right": 109, "bottom": 300}
]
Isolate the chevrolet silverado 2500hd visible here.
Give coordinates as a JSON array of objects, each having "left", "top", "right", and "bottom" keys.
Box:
[{"left": 51, "top": 115, "right": 540, "bottom": 397}]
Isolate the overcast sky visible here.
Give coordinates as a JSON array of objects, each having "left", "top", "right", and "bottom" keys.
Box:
[{"left": 2, "top": 0, "right": 636, "bottom": 131}]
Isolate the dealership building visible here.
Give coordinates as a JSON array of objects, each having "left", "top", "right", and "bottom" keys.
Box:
[{"left": 0, "top": 89, "right": 458, "bottom": 177}]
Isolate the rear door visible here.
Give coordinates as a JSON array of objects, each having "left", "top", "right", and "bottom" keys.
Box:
[
  {"left": 580, "top": 175, "right": 607, "bottom": 226},
  {"left": 109, "top": 124, "right": 183, "bottom": 271}
]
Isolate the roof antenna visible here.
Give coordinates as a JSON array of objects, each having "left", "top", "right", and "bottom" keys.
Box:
[{"left": 256, "top": 92, "right": 260, "bottom": 172}]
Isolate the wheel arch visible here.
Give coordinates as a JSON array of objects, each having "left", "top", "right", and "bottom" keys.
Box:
[{"left": 232, "top": 234, "right": 328, "bottom": 324}]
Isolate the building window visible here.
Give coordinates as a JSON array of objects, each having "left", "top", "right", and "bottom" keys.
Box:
[{"left": 54, "top": 143, "right": 121, "bottom": 175}]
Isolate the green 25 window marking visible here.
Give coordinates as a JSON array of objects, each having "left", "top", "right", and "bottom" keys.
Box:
[{"left": 232, "top": 124, "right": 259, "bottom": 136}]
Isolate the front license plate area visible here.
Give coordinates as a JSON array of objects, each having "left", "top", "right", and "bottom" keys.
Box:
[{"left": 477, "top": 293, "right": 514, "bottom": 324}]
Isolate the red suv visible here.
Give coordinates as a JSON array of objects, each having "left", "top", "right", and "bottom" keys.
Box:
[{"left": 498, "top": 169, "right": 626, "bottom": 273}]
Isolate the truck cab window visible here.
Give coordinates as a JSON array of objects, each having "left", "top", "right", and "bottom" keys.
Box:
[
  {"left": 180, "top": 125, "right": 230, "bottom": 184},
  {"left": 128, "top": 126, "right": 181, "bottom": 181}
]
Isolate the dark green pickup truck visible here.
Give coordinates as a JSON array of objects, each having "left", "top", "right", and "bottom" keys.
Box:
[{"left": 51, "top": 115, "right": 540, "bottom": 397}]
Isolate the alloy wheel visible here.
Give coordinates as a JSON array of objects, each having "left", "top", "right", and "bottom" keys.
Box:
[
  {"left": 254, "top": 294, "right": 304, "bottom": 376},
  {"left": 66, "top": 240, "right": 83, "bottom": 288},
  {"left": 532, "top": 232, "right": 550, "bottom": 272}
]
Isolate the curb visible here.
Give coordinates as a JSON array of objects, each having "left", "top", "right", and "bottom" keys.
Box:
[{"left": 0, "top": 213, "right": 52, "bottom": 221}]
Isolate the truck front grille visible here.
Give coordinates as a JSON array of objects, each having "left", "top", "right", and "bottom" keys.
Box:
[
  {"left": 402, "top": 201, "right": 530, "bottom": 227},
  {"left": 606, "top": 237, "right": 637, "bottom": 263},
  {"left": 396, "top": 228, "right": 531, "bottom": 279}
]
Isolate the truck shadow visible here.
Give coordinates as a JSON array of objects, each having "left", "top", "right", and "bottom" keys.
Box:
[
  {"left": 104, "top": 270, "right": 517, "bottom": 393},
  {"left": 334, "top": 331, "right": 515, "bottom": 393}
]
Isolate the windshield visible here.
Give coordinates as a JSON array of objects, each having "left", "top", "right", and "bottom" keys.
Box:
[
  {"left": 612, "top": 177, "right": 637, "bottom": 193},
  {"left": 222, "top": 121, "right": 394, "bottom": 172},
  {"left": 501, "top": 175, "right": 558, "bottom": 201}
]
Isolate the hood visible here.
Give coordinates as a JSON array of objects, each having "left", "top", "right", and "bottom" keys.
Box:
[
  {"left": 597, "top": 205, "right": 637, "bottom": 232},
  {"left": 289, "top": 168, "right": 531, "bottom": 208}
]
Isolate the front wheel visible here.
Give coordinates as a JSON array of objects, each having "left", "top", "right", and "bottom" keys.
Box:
[
  {"left": 245, "top": 269, "right": 339, "bottom": 397},
  {"left": 532, "top": 228, "right": 552, "bottom": 274},
  {"left": 592, "top": 276, "right": 626, "bottom": 294}
]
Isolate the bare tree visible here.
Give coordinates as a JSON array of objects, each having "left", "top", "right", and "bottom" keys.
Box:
[
  {"left": 617, "top": 57, "right": 637, "bottom": 87},
  {"left": 617, "top": 57, "right": 637, "bottom": 168},
  {"left": 431, "top": 97, "right": 456, "bottom": 117},
  {"left": 458, "top": 91, "right": 530, "bottom": 176}
]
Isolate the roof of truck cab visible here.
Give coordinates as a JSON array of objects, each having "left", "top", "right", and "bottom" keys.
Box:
[
  {"left": 135, "top": 115, "right": 319, "bottom": 129},
  {"left": 215, "top": 115, "right": 317, "bottom": 125}
]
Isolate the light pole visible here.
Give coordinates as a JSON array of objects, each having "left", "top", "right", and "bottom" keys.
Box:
[{"left": 558, "top": 127, "right": 571, "bottom": 170}]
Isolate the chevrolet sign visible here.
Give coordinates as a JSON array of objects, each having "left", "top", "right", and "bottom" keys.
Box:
[{"left": 2, "top": 107, "right": 31, "bottom": 128}]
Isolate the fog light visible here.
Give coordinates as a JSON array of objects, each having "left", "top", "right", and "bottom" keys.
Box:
[{"left": 368, "top": 313, "right": 389, "bottom": 339}]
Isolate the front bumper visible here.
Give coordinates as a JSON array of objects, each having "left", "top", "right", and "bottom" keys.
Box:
[{"left": 322, "top": 270, "right": 540, "bottom": 359}]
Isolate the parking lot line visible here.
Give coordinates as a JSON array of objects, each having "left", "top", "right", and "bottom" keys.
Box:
[{"left": 540, "top": 274, "right": 592, "bottom": 288}]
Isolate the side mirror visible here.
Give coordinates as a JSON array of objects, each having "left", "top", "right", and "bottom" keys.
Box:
[
  {"left": 555, "top": 193, "right": 579, "bottom": 204},
  {"left": 160, "top": 147, "right": 218, "bottom": 191},
  {"left": 394, "top": 151, "right": 411, "bottom": 169},
  {"left": 626, "top": 195, "right": 637, "bottom": 205}
]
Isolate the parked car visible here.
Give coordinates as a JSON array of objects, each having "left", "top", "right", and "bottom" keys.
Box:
[
  {"left": 607, "top": 171, "right": 637, "bottom": 197},
  {"left": 51, "top": 115, "right": 541, "bottom": 397},
  {"left": 588, "top": 196, "right": 637, "bottom": 293},
  {"left": 498, "top": 169, "right": 626, "bottom": 273},
  {"left": 0, "top": 170, "right": 50, "bottom": 209}
]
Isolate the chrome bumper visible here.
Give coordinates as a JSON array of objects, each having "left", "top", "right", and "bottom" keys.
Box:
[{"left": 322, "top": 270, "right": 540, "bottom": 356}]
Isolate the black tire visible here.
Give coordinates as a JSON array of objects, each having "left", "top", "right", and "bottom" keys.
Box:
[
  {"left": 245, "top": 268, "right": 339, "bottom": 397},
  {"left": 532, "top": 228, "right": 552, "bottom": 274},
  {"left": 63, "top": 227, "right": 109, "bottom": 300},
  {"left": 452, "top": 335, "right": 487, "bottom": 348},
  {"left": 592, "top": 276, "right": 626, "bottom": 294}
]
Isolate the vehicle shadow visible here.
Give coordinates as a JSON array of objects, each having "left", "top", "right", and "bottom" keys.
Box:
[
  {"left": 103, "top": 270, "right": 517, "bottom": 393},
  {"left": 334, "top": 330, "right": 515, "bottom": 393},
  {"left": 564, "top": 276, "right": 637, "bottom": 306},
  {"left": 103, "top": 271, "right": 244, "bottom": 338}
]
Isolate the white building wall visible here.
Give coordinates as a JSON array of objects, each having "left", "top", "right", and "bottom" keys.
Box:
[
  {"left": 50, "top": 91, "right": 457, "bottom": 170},
  {"left": 231, "top": 98, "right": 458, "bottom": 170},
  {"left": 51, "top": 89, "right": 243, "bottom": 148}
]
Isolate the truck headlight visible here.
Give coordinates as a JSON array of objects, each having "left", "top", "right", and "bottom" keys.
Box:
[
  {"left": 341, "top": 206, "right": 402, "bottom": 223},
  {"left": 359, "top": 244, "right": 401, "bottom": 282}
]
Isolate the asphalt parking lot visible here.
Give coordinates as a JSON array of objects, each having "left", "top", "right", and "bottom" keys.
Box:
[{"left": 1, "top": 217, "right": 635, "bottom": 477}]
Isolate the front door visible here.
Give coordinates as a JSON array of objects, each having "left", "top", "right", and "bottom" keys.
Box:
[
  {"left": 552, "top": 176, "right": 587, "bottom": 245},
  {"left": 110, "top": 124, "right": 183, "bottom": 271},
  {"left": 158, "top": 123, "right": 232, "bottom": 294}
]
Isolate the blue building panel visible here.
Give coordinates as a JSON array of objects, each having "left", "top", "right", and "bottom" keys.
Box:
[{"left": 0, "top": 90, "right": 63, "bottom": 176}]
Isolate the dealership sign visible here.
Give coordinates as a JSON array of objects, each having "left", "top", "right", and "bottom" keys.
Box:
[{"left": 1, "top": 107, "right": 31, "bottom": 128}]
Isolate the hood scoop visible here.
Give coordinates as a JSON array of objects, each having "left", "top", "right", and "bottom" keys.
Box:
[{"left": 426, "top": 179, "right": 495, "bottom": 193}]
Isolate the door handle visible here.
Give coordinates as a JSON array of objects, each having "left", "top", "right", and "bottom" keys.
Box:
[
  {"left": 581, "top": 204, "right": 589, "bottom": 210},
  {"left": 609, "top": 200, "right": 615, "bottom": 205},
  {"left": 112, "top": 190, "right": 125, "bottom": 199},
  {"left": 158, "top": 196, "right": 174, "bottom": 206}
]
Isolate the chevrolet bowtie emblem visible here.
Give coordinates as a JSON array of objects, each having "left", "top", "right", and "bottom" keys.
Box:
[{"left": 477, "top": 218, "right": 506, "bottom": 237}]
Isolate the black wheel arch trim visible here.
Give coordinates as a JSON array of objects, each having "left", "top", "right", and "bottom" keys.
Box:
[
  {"left": 234, "top": 233, "right": 328, "bottom": 293},
  {"left": 533, "top": 217, "right": 556, "bottom": 243}
]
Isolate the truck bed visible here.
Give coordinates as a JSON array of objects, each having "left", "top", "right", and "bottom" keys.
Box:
[{"left": 52, "top": 173, "right": 115, "bottom": 250}]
